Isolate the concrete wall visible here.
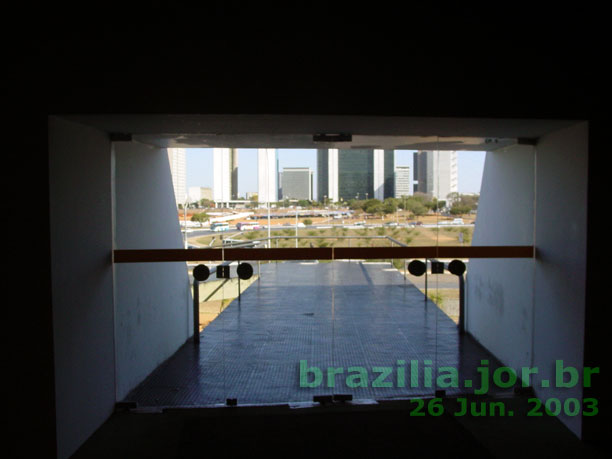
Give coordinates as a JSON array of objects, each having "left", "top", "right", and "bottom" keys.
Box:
[
  {"left": 467, "top": 122, "right": 588, "bottom": 437},
  {"left": 466, "top": 144, "right": 536, "bottom": 370},
  {"left": 49, "top": 117, "right": 116, "bottom": 459},
  {"left": 531, "top": 122, "right": 588, "bottom": 437},
  {"left": 113, "top": 142, "right": 192, "bottom": 400}
]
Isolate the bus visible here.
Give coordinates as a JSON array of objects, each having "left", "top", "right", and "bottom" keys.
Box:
[
  {"left": 210, "top": 222, "right": 230, "bottom": 232},
  {"left": 236, "top": 221, "right": 261, "bottom": 231}
]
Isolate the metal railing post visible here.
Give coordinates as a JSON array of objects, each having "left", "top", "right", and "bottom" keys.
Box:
[
  {"left": 193, "top": 279, "right": 200, "bottom": 344},
  {"left": 238, "top": 260, "right": 241, "bottom": 303},
  {"left": 424, "top": 258, "right": 428, "bottom": 303},
  {"left": 458, "top": 274, "right": 465, "bottom": 334}
]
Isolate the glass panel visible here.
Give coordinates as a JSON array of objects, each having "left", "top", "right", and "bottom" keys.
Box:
[
  {"left": 121, "top": 141, "right": 537, "bottom": 409},
  {"left": 430, "top": 139, "right": 536, "bottom": 403}
]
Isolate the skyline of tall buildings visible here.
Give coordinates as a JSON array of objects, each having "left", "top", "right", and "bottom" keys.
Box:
[{"left": 176, "top": 148, "right": 464, "bottom": 206}]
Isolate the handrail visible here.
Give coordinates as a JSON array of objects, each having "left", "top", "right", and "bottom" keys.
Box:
[{"left": 113, "top": 245, "right": 534, "bottom": 263}]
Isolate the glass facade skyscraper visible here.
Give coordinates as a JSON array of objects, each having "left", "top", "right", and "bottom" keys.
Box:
[
  {"left": 338, "top": 149, "right": 374, "bottom": 201},
  {"left": 384, "top": 150, "right": 395, "bottom": 198},
  {"left": 317, "top": 149, "right": 395, "bottom": 202},
  {"left": 317, "top": 149, "right": 331, "bottom": 202}
]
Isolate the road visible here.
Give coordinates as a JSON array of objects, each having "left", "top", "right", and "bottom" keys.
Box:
[{"left": 186, "top": 222, "right": 474, "bottom": 238}]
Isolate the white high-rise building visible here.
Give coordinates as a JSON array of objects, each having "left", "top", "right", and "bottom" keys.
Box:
[
  {"left": 257, "top": 148, "right": 278, "bottom": 204},
  {"left": 281, "top": 168, "right": 313, "bottom": 201},
  {"left": 324, "top": 148, "right": 339, "bottom": 202},
  {"left": 167, "top": 148, "right": 186, "bottom": 207},
  {"left": 394, "top": 165, "right": 412, "bottom": 198},
  {"left": 414, "top": 150, "right": 458, "bottom": 201},
  {"left": 373, "top": 149, "right": 385, "bottom": 201},
  {"left": 213, "top": 148, "right": 238, "bottom": 203}
]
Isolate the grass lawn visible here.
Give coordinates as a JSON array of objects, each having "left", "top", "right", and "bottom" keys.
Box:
[{"left": 191, "top": 225, "right": 473, "bottom": 248}]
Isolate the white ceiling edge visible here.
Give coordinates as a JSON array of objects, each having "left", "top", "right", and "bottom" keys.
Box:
[
  {"left": 130, "top": 133, "right": 516, "bottom": 151},
  {"left": 59, "top": 114, "right": 581, "bottom": 150}
]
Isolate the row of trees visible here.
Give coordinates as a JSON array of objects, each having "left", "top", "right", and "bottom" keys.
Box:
[
  {"left": 348, "top": 193, "right": 478, "bottom": 217},
  {"left": 179, "top": 198, "right": 215, "bottom": 210},
  {"left": 349, "top": 194, "right": 445, "bottom": 216},
  {"left": 182, "top": 193, "right": 478, "bottom": 217},
  {"left": 446, "top": 192, "right": 479, "bottom": 215},
  {"left": 247, "top": 198, "right": 324, "bottom": 209}
]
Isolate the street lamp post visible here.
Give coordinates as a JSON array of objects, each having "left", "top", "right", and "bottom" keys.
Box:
[
  {"left": 295, "top": 207, "right": 299, "bottom": 248},
  {"left": 183, "top": 196, "right": 189, "bottom": 249},
  {"left": 267, "top": 200, "right": 271, "bottom": 247}
]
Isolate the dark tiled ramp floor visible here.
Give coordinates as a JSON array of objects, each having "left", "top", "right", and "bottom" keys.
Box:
[{"left": 126, "top": 261, "right": 512, "bottom": 406}]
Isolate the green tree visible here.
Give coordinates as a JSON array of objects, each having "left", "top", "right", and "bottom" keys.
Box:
[
  {"left": 446, "top": 192, "right": 461, "bottom": 205},
  {"left": 450, "top": 204, "right": 471, "bottom": 215},
  {"left": 364, "top": 199, "right": 383, "bottom": 215},
  {"left": 425, "top": 197, "right": 448, "bottom": 212},
  {"left": 412, "top": 192, "right": 431, "bottom": 204},
  {"left": 411, "top": 202, "right": 428, "bottom": 217},
  {"left": 383, "top": 197, "right": 398, "bottom": 214},
  {"left": 447, "top": 193, "right": 479, "bottom": 211},
  {"left": 348, "top": 199, "right": 365, "bottom": 211},
  {"left": 191, "top": 212, "right": 209, "bottom": 227}
]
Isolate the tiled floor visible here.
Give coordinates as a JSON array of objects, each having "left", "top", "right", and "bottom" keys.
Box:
[{"left": 126, "top": 261, "right": 512, "bottom": 406}]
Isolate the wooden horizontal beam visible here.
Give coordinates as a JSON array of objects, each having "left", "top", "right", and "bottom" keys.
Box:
[{"left": 113, "top": 246, "right": 534, "bottom": 263}]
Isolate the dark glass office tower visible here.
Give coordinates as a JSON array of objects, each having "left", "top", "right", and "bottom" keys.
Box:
[
  {"left": 414, "top": 151, "right": 429, "bottom": 193},
  {"left": 384, "top": 149, "right": 395, "bottom": 198},
  {"left": 317, "top": 149, "right": 329, "bottom": 202},
  {"left": 338, "top": 149, "right": 374, "bottom": 201},
  {"left": 318, "top": 149, "right": 395, "bottom": 202}
]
